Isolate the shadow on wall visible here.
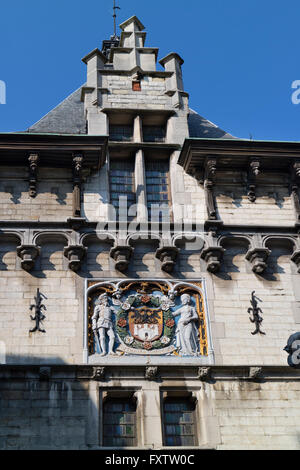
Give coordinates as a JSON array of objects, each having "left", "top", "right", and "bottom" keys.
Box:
[{"left": 0, "top": 355, "right": 100, "bottom": 450}]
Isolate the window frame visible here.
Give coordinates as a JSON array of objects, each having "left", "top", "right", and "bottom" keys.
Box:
[
  {"left": 160, "top": 390, "right": 199, "bottom": 448},
  {"left": 99, "top": 389, "right": 142, "bottom": 449}
]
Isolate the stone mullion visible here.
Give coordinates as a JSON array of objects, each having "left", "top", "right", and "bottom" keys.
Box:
[{"left": 135, "top": 149, "right": 148, "bottom": 222}]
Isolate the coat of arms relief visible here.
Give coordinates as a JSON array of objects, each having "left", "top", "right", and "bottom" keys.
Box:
[{"left": 87, "top": 280, "right": 209, "bottom": 358}]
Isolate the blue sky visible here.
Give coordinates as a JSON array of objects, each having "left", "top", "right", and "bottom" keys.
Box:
[{"left": 0, "top": 0, "right": 299, "bottom": 140}]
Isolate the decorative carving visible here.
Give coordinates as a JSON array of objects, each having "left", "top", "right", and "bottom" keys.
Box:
[
  {"left": 72, "top": 154, "right": 83, "bottom": 218},
  {"left": 247, "top": 159, "right": 261, "bottom": 202},
  {"left": 204, "top": 157, "right": 217, "bottom": 220},
  {"left": 92, "top": 293, "right": 117, "bottom": 356},
  {"left": 291, "top": 162, "right": 300, "bottom": 223},
  {"left": 64, "top": 245, "right": 87, "bottom": 272},
  {"left": 248, "top": 367, "right": 263, "bottom": 380},
  {"left": 17, "top": 244, "right": 40, "bottom": 271},
  {"left": 110, "top": 246, "right": 133, "bottom": 272},
  {"left": 200, "top": 246, "right": 225, "bottom": 273},
  {"left": 291, "top": 250, "right": 300, "bottom": 273},
  {"left": 284, "top": 332, "right": 300, "bottom": 368},
  {"left": 198, "top": 367, "right": 211, "bottom": 381},
  {"left": 39, "top": 367, "right": 51, "bottom": 381},
  {"left": 30, "top": 289, "right": 47, "bottom": 333},
  {"left": 172, "top": 294, "right": 200, "bottom": 356},
  {"left": 155, "top": 246, "right": 179, "bottom": 273},
  {"left": 248, "top": 291, "right": 265, "bottom": 335},
  {"left": 87, "top": 280, "right": 209, "bottom": 357},
  {"left": 28, "top": 154, "right": 39, "bottom": 198},
  {"left": 93, "top": 367, "right": 106, "bottom": 381},
  {"left": 245, "top": 247, "right": 270, "bottom": 274},
  {"left": 145, "top": 366, "right": 159, "bottom": 381}
]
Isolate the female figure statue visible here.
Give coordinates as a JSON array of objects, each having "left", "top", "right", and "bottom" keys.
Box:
[{"left": 172, "top": 294, "right": 200, "bottom": 356}]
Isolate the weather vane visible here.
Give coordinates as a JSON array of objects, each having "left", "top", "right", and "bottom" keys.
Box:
[{"left": 113, "top": 0, "right": 121, "bottom": 38}]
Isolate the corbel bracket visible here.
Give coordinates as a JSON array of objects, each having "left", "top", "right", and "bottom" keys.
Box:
[
  {"left": 248, "top": 367, "right": 263, "bottom": 381},
  {"left": 245, "top": 247, "right": 270, "bottom": 274},
  {"left": 64, "top": 244, "right": 87, "bottom": 272},
  {"left": 93, "top": 367, "right": 106, "bottom": 381},
  {"left": 28, "top": 154, "right": 39, "bottom": 198},
  {"left": 110, "top": 245, "right": 134, "bottom": 272},
  {"left": 17, "top": 244, "right": 40, "bottom": 271},
  {"left": 72, "top": 153, "right": 83, "bottom": 218},
  {"left": 145, "top": 366, "right": 159, "bottom": 381},
  {"left": 200, "top": 246, "right": 225, "bottom": 273},
  {"left": 155, "top": 246, "right": 179, "bottom": 273},
  {"left": 198, "top": 367, "right": 211, "bottom": 382},
  {"left": 204, "top": 157, "right": 217, "bottom": 220},
  {"left": 247, "top": 159, "right": 261, "bottom": 202}
]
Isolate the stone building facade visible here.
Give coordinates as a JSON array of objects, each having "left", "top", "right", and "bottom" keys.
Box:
[{"left": 0, "top": 16, "right": 300, "bottom": 450}]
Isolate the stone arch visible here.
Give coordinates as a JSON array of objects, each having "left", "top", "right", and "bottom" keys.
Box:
[{"left": 81, "top": 233, "right": 114, "bottom": 275}]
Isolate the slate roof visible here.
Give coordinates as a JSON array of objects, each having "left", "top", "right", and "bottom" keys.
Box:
[
  {"left": 27, "top": 87, "right": 86, "bottom": 135},
  {"left": 27, "top": 87, "right": 235, "bottom": 139}
]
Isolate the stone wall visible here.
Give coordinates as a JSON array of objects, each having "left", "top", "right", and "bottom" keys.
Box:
[
  {"left": 0, "top": 233, "right": 298, "bottom": 366},
  {"left": 0, "top": 366, "right": 299, "bottom": 450},
  {"left": 0, "top": 168, "right": 73, "bottom": 222},
  {"left": 106, "top": 75, "right": 169, "bottom": 110}
]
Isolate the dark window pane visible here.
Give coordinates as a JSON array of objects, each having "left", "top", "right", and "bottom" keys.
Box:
[
  {"left": 103, "top": 398, "right": 137, "bottom": 447},
  {"left": 143, "top": 126, "right": 166, "bottom": 142},
  {"left": 109, "top": 125, "right": 133, "bottom": 142},
  {"left": 109, "top": 160, "right": 136, "bottom": 220},
  {"left": 163, "top": 399, "right": 196, "bottom": 447}
]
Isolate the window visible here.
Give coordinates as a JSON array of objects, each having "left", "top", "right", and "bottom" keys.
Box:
[
  {"left": 109, "top": 125, "right": 133, "bottom": 142},
  {"left": 103, "top": 398, "right": 137, "bottom": 447},
  {"left": 163, "top": 398, "right": 197, "bottom": 447},
  {"left": 145, "top": 160, "right": 171, "bottom": 220},
  {"left": 143, "top": 126, "right": 166, "bottom": 143},
  {"left": 132, "top": 80, "right": 141, "bottom": 91},
  {"left": 109, "top": 159, "right": 136, "bottom": 218}
]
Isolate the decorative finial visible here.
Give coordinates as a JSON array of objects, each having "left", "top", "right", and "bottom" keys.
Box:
[{"left": 113, "top": 0, "right": 121, "bottom": 38}]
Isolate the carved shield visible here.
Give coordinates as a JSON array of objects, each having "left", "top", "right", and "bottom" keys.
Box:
[{"left": 128, "top": 307, "right": 163, "bottom": 342}]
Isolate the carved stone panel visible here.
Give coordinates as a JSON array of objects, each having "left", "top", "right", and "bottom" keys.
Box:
[{"left": 86, "top": 280, "right": 210, "bottom": 359}]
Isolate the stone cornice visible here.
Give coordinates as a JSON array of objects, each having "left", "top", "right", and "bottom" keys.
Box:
[
  {"left": 179, "top": 138, "right": 300, "bottom": 175},
  {"left": 0, "top": 365, "right": 298, "bottom": 381},
  {"left": 0, "top": 133, "right": 108, "bottom": 170}
]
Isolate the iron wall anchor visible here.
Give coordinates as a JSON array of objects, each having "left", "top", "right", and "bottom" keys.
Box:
[{"left": 248, "top": 291, "right": 265, "bottom": 335}]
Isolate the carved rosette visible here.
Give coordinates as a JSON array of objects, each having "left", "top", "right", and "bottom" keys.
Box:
[
  {"left": 200, "top": 246, "right": 225, "bottom": 273},
  {"left": 155, "top": 246, "right": 179, "bottom": 273},
  {"left": 17, "top": 244, "right": 40, "bottom": 271},
  {"left": 291, "top": 250, "right": 300, "bottom": 273},
  {"left": 246, "top": 248, "right": 271, "bottom": 274},
  {"left": 110, "top": 246, "right": 134, "bottom": 272},
  {"left": 64, "top": 245, "right": 87, "bottom": 272}
]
